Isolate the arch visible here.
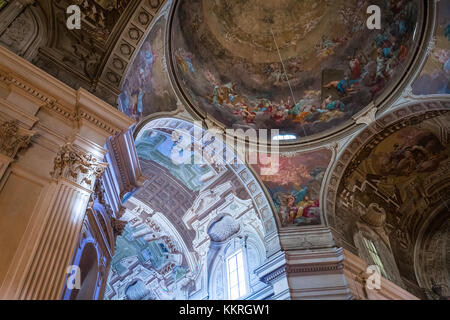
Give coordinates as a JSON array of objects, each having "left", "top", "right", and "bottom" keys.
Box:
[
  {"left": 135, "top": 117, "right": 281, "bottom": 248},
  {"left": 71, "top": 243, "right": 100, "bottom": 300},
  {"left": 324, "top": 99, "right": 450, "bottom": 297},
  {"left": 67, "top": 235, "right": 102, "bottom": 300},
  {"left": 93, "top": 204, "right": 116, "bottom": 254},
  {"left": 353, "top": 223, "right": 404, "bottom": 287},
  {"left": 105, "top": 116, "right": 282, "bottom": 300},
  {"left": 324, "top": 99, "right": 450, "bottom": 228},
  {"left": 62, "top": 213, "right": 107, "bottom": 300}
]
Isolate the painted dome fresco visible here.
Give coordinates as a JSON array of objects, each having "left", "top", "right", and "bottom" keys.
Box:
[{"left": 169, "top": 0, "right": 423, "bottom": 141}]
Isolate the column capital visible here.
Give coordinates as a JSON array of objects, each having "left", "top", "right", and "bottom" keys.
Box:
[
  {"left": 0, "top": 120, "right": 35, "bottom": 159},
  {"left": 50, "top": 143, "right": 108, "bottom": 191}
]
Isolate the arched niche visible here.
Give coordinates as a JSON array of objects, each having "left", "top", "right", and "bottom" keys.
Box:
[
  {"left": 207, "top": 218, "right": 267, "bottom": 300},
  {"left": 71, "top": 243, "right": 99, "bottom": 300},
  {"left": 413, "top": 204, "right": 450, "bottom": 299},
  {"left": 353, "top": 222, "right": 404, "bottom": 287},
  {"left": 62, "top": 215, "right": 106, "bottom": 301}
]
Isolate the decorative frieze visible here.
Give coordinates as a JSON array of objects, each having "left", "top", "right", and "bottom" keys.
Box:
[
  {"left": 287, "top": 262, "right": 344, "bottom": 275},
  {"left": 50, "top": 143, "right": 108, "bottom": 190}
]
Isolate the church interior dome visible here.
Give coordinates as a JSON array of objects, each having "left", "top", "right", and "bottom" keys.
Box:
[{"left": 169, "top": 0, "right": 423, "bottom": 142}]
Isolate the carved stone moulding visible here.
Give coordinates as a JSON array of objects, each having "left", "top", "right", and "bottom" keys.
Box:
[
  {"left": 50, "top": 142, "right": 108, "bottom": 190},
  {"left": 0, "top": 120, "right": 35, "bottom": 159}
]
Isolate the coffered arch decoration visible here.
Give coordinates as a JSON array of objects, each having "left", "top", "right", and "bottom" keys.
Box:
[
  {"left": 100, "top": 0, "right": 173, "bottom": 105},
  {"left": 104, "top": 117, "right": 282, "bottom": 300},
  {"left": 324, "top": 99, "right": 450, "bottom": 298},
  {"left": 134, "top": 117, "right": 281, "bottom": 244},
  {"left": 117, "top": 5, "right": 180, "bottom": 122}
]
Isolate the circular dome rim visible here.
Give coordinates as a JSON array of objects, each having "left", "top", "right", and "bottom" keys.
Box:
[{"left": 165, "top": 0, "right": 431, "bottom": 147}]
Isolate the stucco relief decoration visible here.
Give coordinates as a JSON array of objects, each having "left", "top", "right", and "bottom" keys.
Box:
[
  {"left": 0, "top": 120, "right": 34, "bottom": 158},
  {"left": 50, "top": 143, "right": 108, "bottom": 189},
  {"left": 0, "top": 12, "right": 32, "bottom": 54},
  {"left": 208, "top": 215, "right": 240, "bottom": 243},
  {"left": 71, "top": 0, "right": 132, "bottom": 42}
]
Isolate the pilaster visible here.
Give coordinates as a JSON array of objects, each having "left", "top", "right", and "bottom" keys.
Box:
[
  {"left": 0, "top": 46, "right": 133, "bottom": 299},
  {"left": 278, "top": 226, "right": 352, "bottom": 300}
]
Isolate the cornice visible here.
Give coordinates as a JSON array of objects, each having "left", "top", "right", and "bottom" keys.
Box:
[
  {"left": 105, "top": 129, "right": 144, "bottom": 200},
  {"left": 260, "top": 265, "right": 287, "bottom": 284},
  {"left": 0, "top": 46, "right": 133, "bottom": 135}
]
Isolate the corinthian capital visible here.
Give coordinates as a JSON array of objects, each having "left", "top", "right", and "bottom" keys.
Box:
[
  {"left": 50, "top": 143, "right": 108, "bottom": 190},
  {"left": 0, "top": 120, "right": 34, "bottom": 159}
]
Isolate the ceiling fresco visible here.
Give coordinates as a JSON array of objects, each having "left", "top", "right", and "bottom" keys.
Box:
[
  {"left": 73, "top": 0, "right": 132, "bottom": 43},
  {"left": 111, "top": 224, "right": 186, "bottom": 279},
  {"left": 135, "top": 129, "right": 215, "bottom": 191},
  {"left": 411, "top": 0, "right": 450, "bottom": 95},
  {"left": 105, "top": 207, "right": 192, "bottom": 300},
  {"left": 366, "top": 126, "right": 448, "bottom": 177},
  {"left": 119, "top": 15, "right": 179, "bottom": 121},
  {"left": 333, "top": 112, "right": 450, "bottom": 295},
  {"left": 170, "top": 0, "right": 421, "bottom": 140},
  {"left": 253, "top": 149, "right": 332, "bottom": 227}
]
